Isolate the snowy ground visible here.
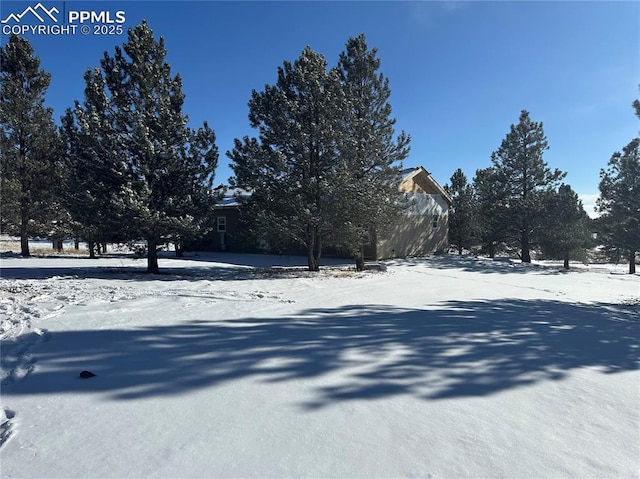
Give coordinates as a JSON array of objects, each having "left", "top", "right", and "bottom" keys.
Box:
[{"left": 0, "top": 252, "right": 638, "bottom": 478}]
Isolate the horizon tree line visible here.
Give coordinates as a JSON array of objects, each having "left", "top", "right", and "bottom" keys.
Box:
[
  {"left": 1, "top": 26, "right": 409, "bottom": 273},
  {"left": 445, "top": 107, "right": 638, "bottom": 274},
  {"left": 1, "top": 24, "right": 638, "bottom": 273}
]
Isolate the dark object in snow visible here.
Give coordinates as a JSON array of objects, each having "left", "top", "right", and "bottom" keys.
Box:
[{"left": 79, "top": 370, "right": 96, "bottom": 379}]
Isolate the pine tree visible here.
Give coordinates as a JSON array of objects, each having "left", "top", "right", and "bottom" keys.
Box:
[
  {"left": 71, "top": 21, "right": 218, "bottom": 272},
  {"left": 596, "top": 138, "right": 640, "bottom": 274},
  {"left": 229, "top": 47, "right": 344, "bottom": 271},
  {"left": 539, "top": 184, "right": 592, "bottom": 269},
  {"left": 445, "top": 168, "right": 478, "bottom": 255},
  {"left": 335, "top": 34, "right": 409, "bottom": 269},
  {"left": 60, "top": 96, "right": 128, "bottom": 258},
  {"left": 0, "top": 35, "right": 60, "bottom": 257},
  {"left": 490, "top": 110, "right": 565, "bottom": 262},
  {"left": 473, "top": 167, "right": 510, "bottom": 258}
]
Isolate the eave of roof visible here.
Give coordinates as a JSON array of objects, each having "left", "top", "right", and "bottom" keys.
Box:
[{"left": 402, "top": 166, "right": 453, "bottom": 206}]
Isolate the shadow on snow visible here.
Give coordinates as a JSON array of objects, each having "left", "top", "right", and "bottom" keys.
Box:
[
  {"left": 387, "top": 254, "right": 563, "bottom": 275},
  {"left": 0, "top": 252, "right": 353, "bottom": 281},
  {"left": 3, "top": 299, "right": 638, "bottom": 408}
]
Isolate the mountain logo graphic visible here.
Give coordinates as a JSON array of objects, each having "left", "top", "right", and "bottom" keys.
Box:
[{"left": 1, "top": 3, "right": 59, "bottom": 24}]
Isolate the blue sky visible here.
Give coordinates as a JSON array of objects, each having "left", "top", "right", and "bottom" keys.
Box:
[{"left": 2, "top": 1, "right": 638, "bottom": 215}]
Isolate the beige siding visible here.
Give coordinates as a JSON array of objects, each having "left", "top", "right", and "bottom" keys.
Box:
[
  {"left": 372, "top": 167, "right": 452, "bottom": 260},
  {"left": 399, "top": 175, "right": 439, "bottom": 195},
  {"left": 376, "top": 210, "right": 449, "bottom": 259}
]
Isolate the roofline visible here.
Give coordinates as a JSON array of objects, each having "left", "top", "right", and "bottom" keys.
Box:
[{"left": 404, "top": 166, "right": 453, "bottom": 206}]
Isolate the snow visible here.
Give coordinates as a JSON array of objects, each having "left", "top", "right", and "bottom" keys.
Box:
[
  {"left": 214, "top": 186, "right": 252, "bottom": 207},
  {"left": 1, "top": 252, "right": 638, "bottom": 478}
]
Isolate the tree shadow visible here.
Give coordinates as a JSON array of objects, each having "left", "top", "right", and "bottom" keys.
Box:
[
  {"left": 3, "top": 300, "right": 638, "bottom": 409},
  {"left": 167, "top": 251, "right": 351, "bottom": 268},
  {"left": 388, "top": 254, "right": 569, "bottom": 275},
  {"left": 0, "top": 253, "right": 353, "bottom": 282}
]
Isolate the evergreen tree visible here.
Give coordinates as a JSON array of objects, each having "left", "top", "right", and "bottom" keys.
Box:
[
  {"left": 0, "top": 34, "right": 60, "bottom": 257},
  {"left": 229, "top": 47, "right": 344, "bottom": 271},
  {"left": 539, "top": 184, "right": 592, "bottom": 269},
  {"left": 230, "top": 38, "right": 409, "bottom": 271},
  {"left": 596, "top": 138, "right": 640, "bottom": 274},
  {"left": 72, "top": 21, "right": 218, "bottom": 272},
  {"left": 445, "top": 168, "right": 478, "bottom": 255},
  {"left": 335, "top": 34, "right": 409, "bottom": 269},
  {"left": 60, "top": 96, "right": 127, "bottom": 258},
  {"left": 490, "top": 110, "right": 565, "bottom": 262},
  {"left": 473, "top": 167, "right": 510, "bottom": 258}
]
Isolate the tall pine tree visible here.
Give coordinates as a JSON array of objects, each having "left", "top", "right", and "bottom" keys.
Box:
[
  {"left": 72, "top": 21, "right": 218, "bottom": 272},
  {"left": 490, "top": 110, "right": 565, "bottom": 262},
  {"left": 0, "top": 35, "right": 60, "bottom": 257},
  {"left": 596, "top": 138, "right": 640, "bottom": 274},
  {"left": 445, "top": 168, "right": 478, "bottom": 255},
  {"left": 230, "top": 37, "right": 410, "bottom": 271},
  {"left": 229, "top": 47, "right": 344, "bottom": 271},
  {"left": 335, "top": 34, "right": 410, "bottom": 269},
  {"left": 539, "top": 184, "right": 592, "bottom": 269},
  {"left": 473, "top": 167, "right": 510, "bottom": 258}
]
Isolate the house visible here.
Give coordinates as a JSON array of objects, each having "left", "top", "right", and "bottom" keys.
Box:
[
  {"left": 199, "top": 167, "right": 451, "bottom": 258},
  {"left": 193, "top": 186, "right": 252, "bottom": 252},
  {"left": 363, "top": 166, "right": 453, "bottom": 260}
]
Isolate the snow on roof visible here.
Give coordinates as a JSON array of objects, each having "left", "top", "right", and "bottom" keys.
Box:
[
  {"left": 401, "top": 166, "right": 428, "bottom": 181},
  {"left": 214, "top": 186, "right": 252, "bottom": 208}
]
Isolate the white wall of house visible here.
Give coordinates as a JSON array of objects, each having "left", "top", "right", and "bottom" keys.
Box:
[{"left": 405, "top": 193, "right": 450, "bottom": 216}]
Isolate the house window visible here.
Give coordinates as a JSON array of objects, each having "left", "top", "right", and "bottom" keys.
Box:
[
  {"left": 432, "top": 214, "right": 439, "bottom": 228},
  {"left": 217, "top": 216, "right": 227, "bottom": 232}
]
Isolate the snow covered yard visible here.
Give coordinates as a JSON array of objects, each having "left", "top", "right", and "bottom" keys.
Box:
[{"left": 0, "top": 253, "right": 638, "bottom": 478}]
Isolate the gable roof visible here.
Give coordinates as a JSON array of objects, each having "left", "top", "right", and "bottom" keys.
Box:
[
  {"left": 400, "top": 166, "right": 453, "bottom": 206},
  {"left": 217, "top": 165, "right": 452, "bottom": 209}
]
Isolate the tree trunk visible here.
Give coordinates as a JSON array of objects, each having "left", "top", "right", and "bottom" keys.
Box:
[
  {"left": 88, "top": 241, "right": 96, "bottom": 259},
  {"left": 307, "top": 248, "right": 319, "bottom": 271},
  {"left": 19, "top": 186, "right": 31, "bottom": 257},
  {"left": 314, "top": 231, "right": 322, "bottom": 264},
  {"left": 74, "top": 237, "right": 80, "bottom": 250},
  {"left": 521, "top": 230, "right": 531, "bottom": 263},
  {"left": 355, "top": 246, "right": 365, "bottom": 271},
  {"left": 629, "top": 251, "right": 636, "bottom": 274},
  {"left": 563, "top": 257, "right": 569, "bottom": 270},
  {"left": 20, "top": 233, "right": 30, "bottom": 257},
  {"left": 306, "top": 226, "right": 321, "bottom": 272},
  {"left": 175, "top": 242, "right": 183, "bottom": 257},
  {"left": 147, "top": 239, "right": 159, "bottom": 274},
  {"left": 20, "top": 206, "right": 30, "bottom": 257}
]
